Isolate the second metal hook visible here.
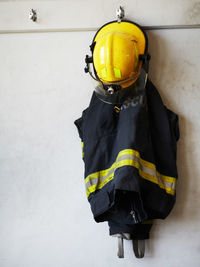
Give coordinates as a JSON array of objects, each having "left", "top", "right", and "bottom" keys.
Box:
[
  {"left": 116, "top": 6, "right": 125, "bottom": 23},
  {"left": 29, "top": 9, "right": 37, "bottom": 22}
]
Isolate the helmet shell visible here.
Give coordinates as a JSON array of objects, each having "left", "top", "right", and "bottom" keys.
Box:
[{"left": 92, "top": 21, "right": 147, "bottom": 88}]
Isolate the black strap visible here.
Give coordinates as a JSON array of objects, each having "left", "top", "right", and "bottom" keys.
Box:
[
  {"left": 90, "top": 42, "right": 96, "bottom": 52},
  {"left": 84, "top": 55, "right": 93, "bottom": 73},
  {"left": 132, "top": 240, "right": 145, "bottom": 258},
  {"left": 139, "top": 53, "right": 151, "bottom": 73},
  {"left": 117, "top": 237, "right": 124, "bottom": 258}
]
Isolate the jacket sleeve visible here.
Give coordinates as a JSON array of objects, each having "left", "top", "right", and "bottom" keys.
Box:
[
  {"left": 166, "top": 108, "right": 180, "bottom": 142},
  {"left": 145, "top": 80, "right": 179, "bottom": 219}
]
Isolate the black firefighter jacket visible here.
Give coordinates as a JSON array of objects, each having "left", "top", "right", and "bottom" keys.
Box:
[{"left": 74, "top": 79, "right": 180, "bottom": 239}]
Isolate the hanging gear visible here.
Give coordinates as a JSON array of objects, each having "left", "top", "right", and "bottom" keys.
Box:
[
  {"left": 84, "top": 20, "right": 150, "bottom": 104},
  {"left": 77, "top": 19, "right": 180, "bottom": 259},
  {"left": 74, "top": 81, "right": 179, "bottom": 258}
]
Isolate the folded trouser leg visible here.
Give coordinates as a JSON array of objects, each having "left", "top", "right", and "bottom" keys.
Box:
[{"left": 108, "top": 191, "right": 153, "bottom": 258}]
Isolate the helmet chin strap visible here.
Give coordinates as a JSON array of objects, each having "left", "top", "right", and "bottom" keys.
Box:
[{"left": 97, "top": 71, "right": 148, "bottom": 95}]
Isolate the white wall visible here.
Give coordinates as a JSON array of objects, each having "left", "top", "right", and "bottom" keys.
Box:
[{"left": 0, "top": 1, "right": 200, "bottom": 267}]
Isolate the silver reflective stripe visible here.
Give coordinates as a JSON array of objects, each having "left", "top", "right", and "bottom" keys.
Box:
[
  {"left": 85, "top": 149, "right": 176, "bottom": 197},
  {"left": 85, "top": 154, "right": 133, "bottom": 190}
]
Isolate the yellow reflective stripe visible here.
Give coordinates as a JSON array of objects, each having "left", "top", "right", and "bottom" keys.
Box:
[
  {"left": 84, "top": 161, "right": 115, "bottom": 185},
  {"left": 115, "top": 159, "right": 175, "bottom": 195},
  {"left": 119, "top": 149, "right": 176, "bottom": 184},
  {"left": 114, "top": 68, "right": 122, "bottom": 79},
  {"left": 116, "top": 158, "right": 138, "bottom": 169},
  {"left": 85, "top": 155, "right": 176, "bottom": 196},
  {"left": 139, "top": 170, "right": 175, "bottom": 195},
  {"left": 120, "top": 149, "right": 155, "bottom": 171},
  {"left": 86, "top": 173, "right": 114, "bottom": 197},
  {"left": 158, "top": 173, "right": 176, "bottom": 183},
  {"left": 140, "top": 157, "right": 156, "bottom": 171},
  {"left": 118, "top": 149, "right": 140, "bottom": 157},
  {"left": 85, "top": 148, "right": 177, "bottom": 197},
  {"left": 85, "top": 151, "right": 136, "bottom": 184},
  {"left": 81, "top": 141, "right": 84, "bottom": 158},
  {"left": 133, "top": 42, "right": 139, "bottom": 70}
]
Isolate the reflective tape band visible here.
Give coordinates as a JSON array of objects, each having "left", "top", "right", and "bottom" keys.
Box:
[
  {"left": 85, "top": 148, "right": 177, "bottom": 197},
  {"left": 81, "top": 141, "right": 84, "bottom": 158},
  {"left": 133, "top": 42, "right": 139, "bottom": 71},
  {"left": 114, "top": 68, "right": 122, "bottom": 79}
]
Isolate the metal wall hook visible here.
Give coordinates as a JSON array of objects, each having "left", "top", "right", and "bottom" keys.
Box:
[
  {"left": 116, "top": 6, "right": 125, "bottom": 23},
  {"left": 29, "top": 9, "right": 37, "bottom": 22}
]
